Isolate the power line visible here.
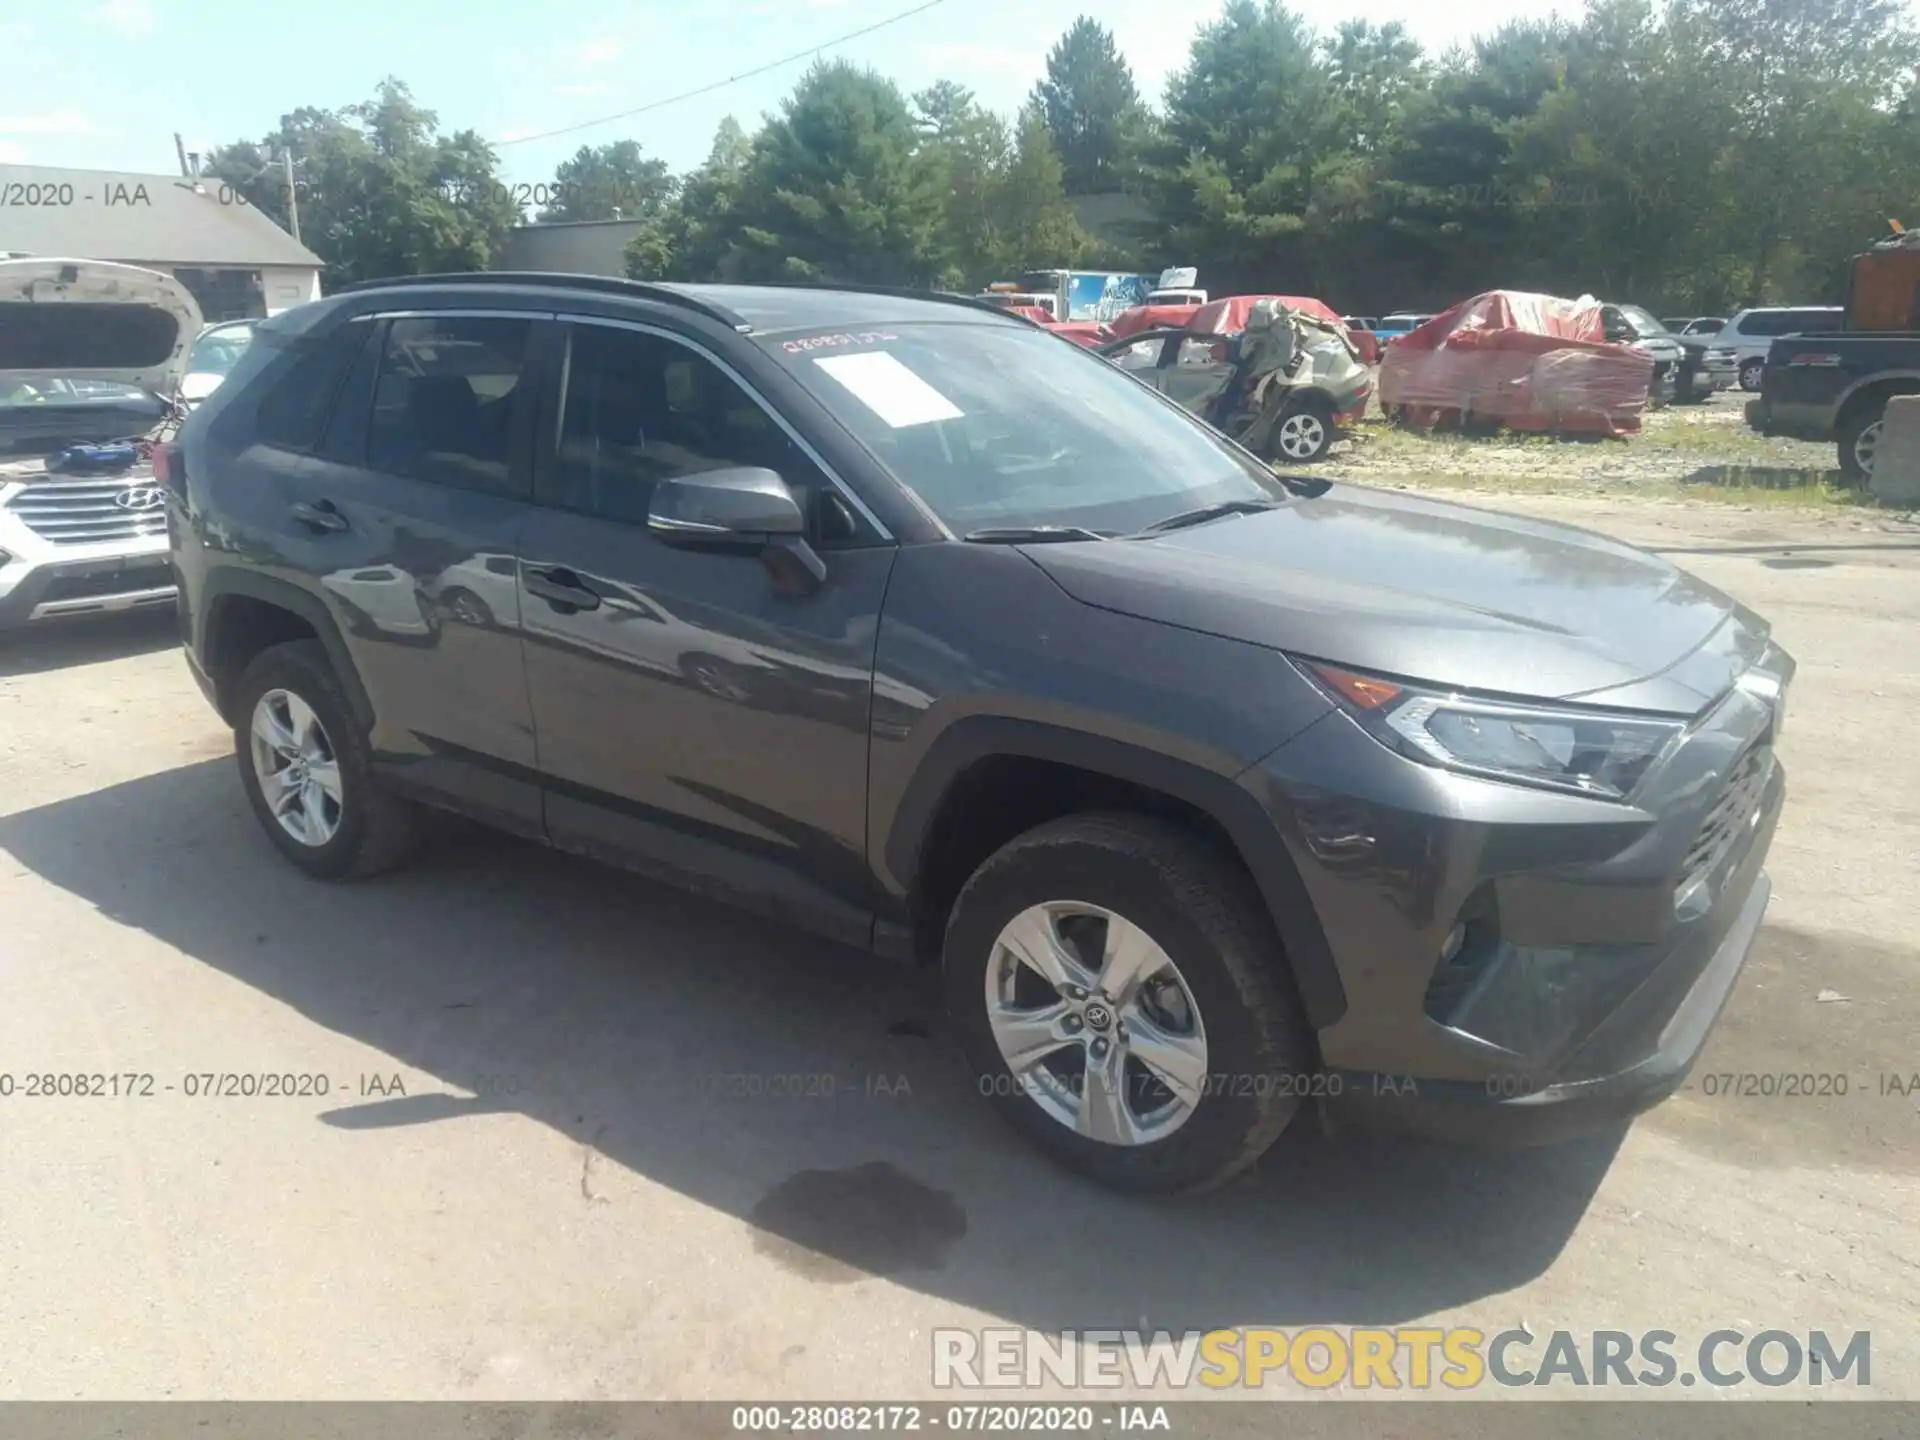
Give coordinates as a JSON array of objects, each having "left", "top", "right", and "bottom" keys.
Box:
[{"left": 495, "top": 0, "right": 952, "bottom": 148}]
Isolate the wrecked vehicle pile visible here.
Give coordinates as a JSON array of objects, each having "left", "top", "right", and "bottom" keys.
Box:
[
  {"left": 1380, "top": 290, "right": 1655, "bottom": 437},
  {"left": 1097, "top": 295, "right": 1372, "bottom": 462}
]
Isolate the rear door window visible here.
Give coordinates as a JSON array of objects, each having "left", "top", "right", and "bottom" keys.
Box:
[{"left": 365, "top": 316, "right": 534, "bottom": 496}]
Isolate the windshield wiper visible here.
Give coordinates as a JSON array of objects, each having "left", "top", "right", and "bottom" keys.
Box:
[
  {"left": 1126, "top": 499, "right": 1283, "bottom": 538},
  {"left": 963, "top": 525, "right": 1110, "bottom": 544}
]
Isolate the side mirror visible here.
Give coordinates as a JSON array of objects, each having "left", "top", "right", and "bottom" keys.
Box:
[{"left": 647, "top": 466, "right": 825, "bottom": 594}]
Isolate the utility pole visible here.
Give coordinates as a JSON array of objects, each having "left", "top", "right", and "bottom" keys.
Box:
[
  {"left": 280, "top": 150, "right": 302, "bottom": 243},
  {"left": 174, "top": 132, "right": 190, "bottom": 177}
]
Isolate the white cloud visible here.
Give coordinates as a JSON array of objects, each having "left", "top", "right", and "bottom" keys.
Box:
[
  {"left": 574, "top": 35, "right": 623, "bottom": 66},
  {"left": 0, "top": 108, "right": 94, "bottom": 136},
  {"left": 91, "top": 0, "right": 157, "bottom": 36},
  {"left": 0, "top": 140, "right": 27, "bottom": 164}
]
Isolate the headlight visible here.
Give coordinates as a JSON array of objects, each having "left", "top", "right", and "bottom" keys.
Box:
[{"left": 1303, "top": 662, "right": 1687, "bottom": 800}]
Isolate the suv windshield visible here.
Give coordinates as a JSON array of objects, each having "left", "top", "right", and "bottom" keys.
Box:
[
  {"left": 188, "top": 323, "right": 257, "bottom": 376},
  {"left": 767, "top": 322, "right": 1284, "bottom": 535},
  {"left": 1619, "top": 305, "right": 1671, "bottom": 336}
]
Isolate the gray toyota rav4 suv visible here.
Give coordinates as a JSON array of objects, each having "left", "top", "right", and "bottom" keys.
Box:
[{"left": 166, "top": 274, "right": 1791, "bottom": 1193}]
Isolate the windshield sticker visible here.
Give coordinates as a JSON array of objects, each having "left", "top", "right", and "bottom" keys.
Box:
[
  {"left": 813, "top": 351, "right": 963, "bottom": 428},
  {"left": 781, "top": 331, "right": 899, "bottom": 354}
]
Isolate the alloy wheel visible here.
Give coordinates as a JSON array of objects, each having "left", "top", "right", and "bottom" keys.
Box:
[
  {"left": 984, "top": 902, "right": 1209, "bottom": 1146},
  {"left": 1275, "top": 412, "right": 1328, "bottom": 460},
  {"left": 1853, "top": 419, "right": 1882, "bottom": 479},
  {"left": 249, "top": 688, "right": 344, "bottom": 847}
]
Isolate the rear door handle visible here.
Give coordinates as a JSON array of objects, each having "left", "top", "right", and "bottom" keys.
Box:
[
  {"left": 524, "top": 566, "right": 602, "bottom": 612},
  {"left": 290, "top": 499, "right": 349, "bottom": 533}
]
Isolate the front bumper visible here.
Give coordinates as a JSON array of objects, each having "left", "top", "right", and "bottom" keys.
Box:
[
  {"left": 0, "top": 545, "right": 175, "bottom": 630},
  {"left": 0, "top": 475, "right": 175, "bottom": 631},
  {"left": 1237, "top": 641, "right": 1790, "bottom": 1147}
]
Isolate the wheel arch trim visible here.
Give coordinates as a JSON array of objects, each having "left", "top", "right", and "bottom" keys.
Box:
[
  {"left": 200, "top": 568, "right": 373, "bottom": 732},
  {"left": 882, "top": 715, "right": 1348, "bottom": 1029}
]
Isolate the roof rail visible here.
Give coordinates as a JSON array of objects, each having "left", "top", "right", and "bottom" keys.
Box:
[
  {"left": 330, "top": 271, "right": 752, "bottom": 331},
  {"left": 760, "top": 280, "right": 1034, "bottom": 326}
]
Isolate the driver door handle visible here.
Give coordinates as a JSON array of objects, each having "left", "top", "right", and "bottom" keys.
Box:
[
  {"left": 524, "top": 566, "right": 602, "bottom": 612},
  {"left": 290, "top": 499, "right": 349, "bottom": 533}
]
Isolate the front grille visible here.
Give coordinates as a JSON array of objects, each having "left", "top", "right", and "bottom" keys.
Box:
[
  {"left": 40, "top": 563, "right": 174, "bottom": 603},
  {"left": 6, "top": 479, "right": 167, "bottom": 545},
  {"left": 1677, "top": 744, "right": 1771, "bottom": 900}
]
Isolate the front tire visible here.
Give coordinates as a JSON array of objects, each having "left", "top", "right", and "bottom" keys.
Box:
[
  {"left": 233, "top": 640, "right": 420, "bottom": 879},
  {"left": 943, "top": 813, "right": 1312, "bottom": 1194},
  {"left": 1739, "top": 358, "right": 1765, "bottom": 392}
]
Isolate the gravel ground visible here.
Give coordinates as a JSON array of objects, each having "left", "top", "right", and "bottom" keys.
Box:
[{"left": 1319, "top": 391, "right": 1864, "bottom": 502}]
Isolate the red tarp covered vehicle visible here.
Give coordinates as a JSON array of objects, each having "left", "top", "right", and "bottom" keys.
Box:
[
  {"left": 1379, "top": 291, "right": 1654, "bottom": 435},
  {"left": 1048, "top": 320, "right": 1112, "bottom": 348},
  {"left": 1184, "top": 295, "right": 1378, "bottom": 364},
  {"left": 1188, "top": 294, "right": 1344, "bottom": 333},
  {"left": 1108, "top": 302, "right": 1203, "bottom": 340}
]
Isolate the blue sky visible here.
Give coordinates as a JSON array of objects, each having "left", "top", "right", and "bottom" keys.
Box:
[{"left": 2, "top": 0, "right": 1577, "bottom": 187}]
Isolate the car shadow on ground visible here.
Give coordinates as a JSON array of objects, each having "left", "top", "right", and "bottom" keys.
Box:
[
  {"left": 1679, "top": 463, "right": 1849, "bottom": 490},
  {"left": 0, "top": 610, "right": 178, "bottom": 678},
  {"left": 0, "top": 757, "right": 1624, "bottom": 1331}
]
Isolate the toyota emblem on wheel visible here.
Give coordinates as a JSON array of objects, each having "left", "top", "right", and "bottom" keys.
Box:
[{"left": 114, "top": 485, "right": 165, "bottom": 511}]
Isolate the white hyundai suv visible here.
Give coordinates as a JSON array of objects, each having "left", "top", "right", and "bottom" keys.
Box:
[{"left": 0, "top": 258, "right": 200, "bottom": 632}]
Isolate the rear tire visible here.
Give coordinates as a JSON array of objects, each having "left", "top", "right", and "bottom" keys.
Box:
[
  {"left": 232, "top": 640, "right": 420, "bottom": 879},
  {"left": 943, "top": 813, "right": 1313, "bottom": 1194},
  {"left": 1837, "top": 406, "right": 1882, "bottom": 486}
]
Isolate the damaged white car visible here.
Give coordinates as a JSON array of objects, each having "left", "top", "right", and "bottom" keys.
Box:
[{"left": 0, "top": 258, "right": 199, "bottom": 631}]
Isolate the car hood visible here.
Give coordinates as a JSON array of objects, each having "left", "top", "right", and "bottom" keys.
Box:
[
  {"left": 0, "top": 257, "right": 203, "bottom": 395},
  {"left": 1023, "top": 485, "right": 1760, "bottom": 711}
]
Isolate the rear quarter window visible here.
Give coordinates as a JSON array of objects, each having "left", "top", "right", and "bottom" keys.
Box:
[
  {"left": 250, "top": 322, "right": 368, "bottom": 452},
  {"left": 1789, "top": 308, "right": 1843, "bottom": 332}
]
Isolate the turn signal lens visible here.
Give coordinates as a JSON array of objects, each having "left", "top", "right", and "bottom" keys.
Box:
[{"left": 1311, "top": 664, "right": 1404, "bottom": 710}]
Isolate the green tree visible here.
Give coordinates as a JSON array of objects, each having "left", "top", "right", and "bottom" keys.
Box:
[
  {"left": 915, "top": 80, "right": 1013, "bottom": 285},
  {"left": 994, "top": 106, "right": 1092, "bottom": 272},
  {"left": 728, "top": 61, "right": 944, "bottom": 285},
  {"left": 539, "top": 140, "right": 676, "bottom": 222},
  {"left": 208, "top": 78, "right": 521, "bottom": 286},
  {"left": 1674, "top": 0, "right": 1920, "bottom": 301},
  {"left": 1147, "top": 0, "right": 1341, "bottom": 292},
  {"left": 625, "top": 117, "right": 752, "bottom": 280},
  {"left": 1031, "top": 17, "right": 1152, "bottom": 195}
]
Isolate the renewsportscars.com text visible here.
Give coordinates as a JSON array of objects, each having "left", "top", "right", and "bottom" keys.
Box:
[{"left": 932, "top": 1326, "right": 1871, "bottom": 1391}]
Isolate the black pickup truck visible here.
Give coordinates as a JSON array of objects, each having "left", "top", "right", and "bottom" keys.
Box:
[
  {"left": 1748, "top": 334, "right": 1920, "bottom": 481},
  {"left": 1746, "top": 230, "right": 1920, "bottom": 482}
]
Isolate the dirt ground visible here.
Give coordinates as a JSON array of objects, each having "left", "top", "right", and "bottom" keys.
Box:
[{"left": 0, "top": 487, "right": 1916, "bottom": 1407}]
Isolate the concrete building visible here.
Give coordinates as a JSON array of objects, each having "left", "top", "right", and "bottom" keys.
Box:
[
  {"left": 491, "top": 219, "right": 646, "bottom": 278},
  {"left": 0, "top": 163, "right": 323, "bottom": 320}
]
